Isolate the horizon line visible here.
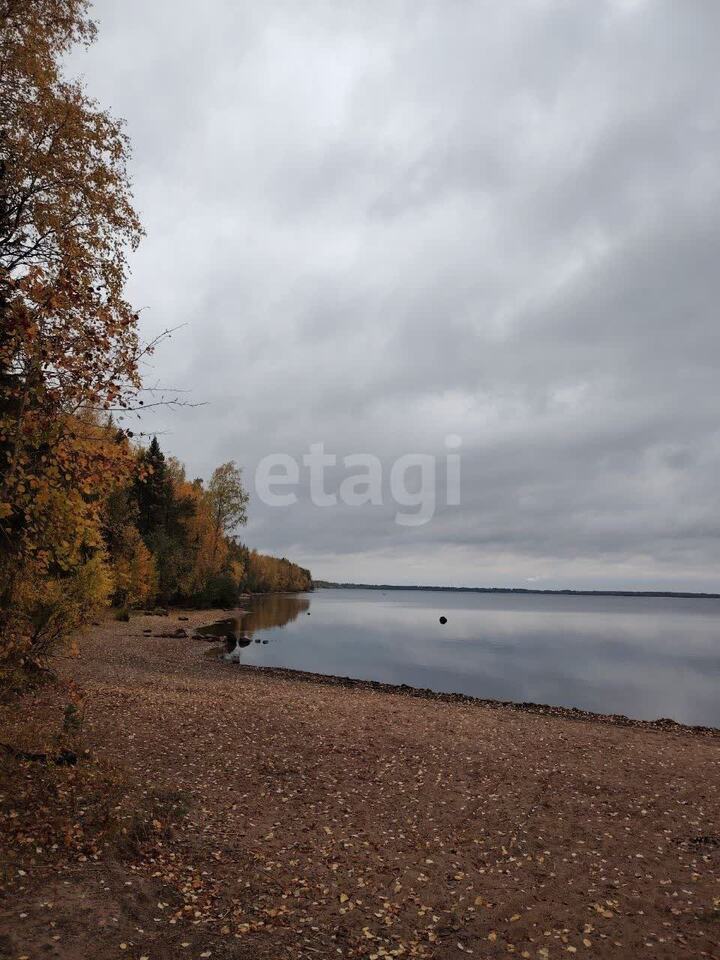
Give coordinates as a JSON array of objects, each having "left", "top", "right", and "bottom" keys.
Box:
[{"left": 312, "top": 581, "right": 720, "bottom": 600}]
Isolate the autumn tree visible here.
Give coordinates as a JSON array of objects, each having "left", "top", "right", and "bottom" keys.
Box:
[
  {"left": 0, "top": 2, "right": 309, "bottom": 675},
  {"left": 101, "top": 480, "right": 157, "bottom": 609},
  {"left": 134, "top": 437, "right": 171, "bottom": 537},
  {"left": 179, "top": 478, "right": 228, "bottom": 600},
  {"left": 96, "top": 439, "right": 310, "bottom": 609},
  {"left": 0, "top": 0, "right": 145, "bottom": 672},
  {"left": 207, "top": 460, "right": 248, "bottom": 564},
  {"left": 208, "top": 461, "right": 249, "bottom": 539},
  {"left": 242, "top": 549, "right": 312, "bottom": 594}
]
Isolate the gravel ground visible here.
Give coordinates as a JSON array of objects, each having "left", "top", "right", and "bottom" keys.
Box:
[{"left": 1, "top": 611, "right": 719, "bottom": 960}]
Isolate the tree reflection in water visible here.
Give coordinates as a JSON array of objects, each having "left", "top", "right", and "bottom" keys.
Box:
[
  {"left": 195, "top": 594, "right": 310, "bottom": 661},
  {"left": 241, "top": 594, "right": 310, "bottom": 634}
]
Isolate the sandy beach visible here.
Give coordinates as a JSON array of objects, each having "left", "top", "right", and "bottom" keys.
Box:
[{"left": 1, "top": 611, "right": 719, "bottom": 960}]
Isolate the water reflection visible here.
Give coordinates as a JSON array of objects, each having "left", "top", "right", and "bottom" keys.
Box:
[
  {"left": 195, "top": 594, "right": 309, "bottom": 660},
  {"left": 205, "top": 588, "right": 720, "bottom": 726},
  {"left": 242, "top": 594, "right": 310, "bottom": 633}
]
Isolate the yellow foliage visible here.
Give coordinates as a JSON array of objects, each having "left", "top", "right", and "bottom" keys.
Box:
[
  {"left": 0, "top": 0, "right": 143, "bottom": 675},
  {"left": 244, "top": 550, "right": 312, "bottom": 593},
  {"left": 15, "top": 554, "right": 113, "bottom": 662},
  {"left": 111, "top": 526, "right": 158, "bottom": 608},
  {"left": 0, "top": 416, "right": 133, "bottom": 669},
  {"left": 176, "top": 479, "right": 228, "bottom": 597}
]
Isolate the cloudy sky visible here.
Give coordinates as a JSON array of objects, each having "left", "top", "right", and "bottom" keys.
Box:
[{"left": 72, "top": 0, "right": 720, "bottom": 590}]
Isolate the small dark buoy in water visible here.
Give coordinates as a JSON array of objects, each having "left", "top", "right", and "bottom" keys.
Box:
[{"left": 439, "top": 616, "right": 447, "bottom": 624}]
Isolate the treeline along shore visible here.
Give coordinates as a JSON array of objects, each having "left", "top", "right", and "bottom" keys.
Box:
[
  {"left": 108, "top": 434, "right": 312, "bottom": 610},
  {"left": 315, "top": 581, "right": 720, "bottom": 599},
  {"left": 0, "top": 2, "right": 310, "bottom": 685}
]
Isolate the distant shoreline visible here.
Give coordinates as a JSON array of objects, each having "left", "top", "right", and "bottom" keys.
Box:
[{"left": 313, "top": 581, "right": 720, "bottom": 600}]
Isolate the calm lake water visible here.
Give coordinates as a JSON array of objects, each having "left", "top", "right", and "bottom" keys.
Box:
[{"left": 207, "top": 588, "right": 720, "bottom": 727}]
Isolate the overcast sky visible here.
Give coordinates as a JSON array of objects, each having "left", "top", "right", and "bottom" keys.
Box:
[{"left": 71, "top": 0, "right": 720, "bottom": 590}]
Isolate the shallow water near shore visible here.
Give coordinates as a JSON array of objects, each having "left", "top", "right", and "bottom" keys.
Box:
[{"left": 211, "top": 588, "right": 720, "bottom": 727}]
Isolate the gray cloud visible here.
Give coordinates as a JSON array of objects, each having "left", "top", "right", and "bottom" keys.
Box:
[{"left": 71, "top": 0, "right": 720, "bottom": 589}]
